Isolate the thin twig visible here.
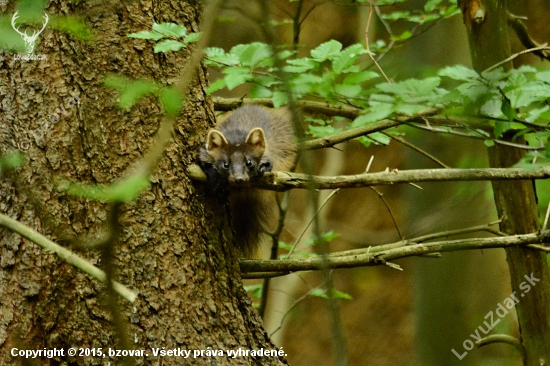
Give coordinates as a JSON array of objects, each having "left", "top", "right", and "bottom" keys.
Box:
[
  {"left": 476, "top": 334, "right": 525, "bottom": 357},
  {"left": 366, "top": 1, "right": 391, "bottom": 82},
  {"left": 543, "top": 201, "right": 550, "bottom": 230},
  {"left": 507, "top": 12, "right": 550, "bottom": 61},
  {"left": 409, "top": 122, "right": 545, "bottom": 150},
  {"left": 270, "top": 281, "right": 325, "bottom": 337},
  {"left": 369, "top": 186, "right": 403, "bottom": 240},
  {"left": 383, "top": 131, "right": 450, "bottom": 169},
  {"left": 288, "top": 189, "right": 340, "bottom": 257},
  {"left": 482, "top": 45, "right": 550, "bottom": 74}
]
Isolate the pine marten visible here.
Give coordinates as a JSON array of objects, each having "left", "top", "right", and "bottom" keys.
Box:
[{"left": 199, "top": 105, "right": 297, "bottom": 257}]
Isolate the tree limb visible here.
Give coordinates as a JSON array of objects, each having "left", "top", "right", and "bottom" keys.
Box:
[
  {"left": 188, "top": 164, "right": 550, "bottom": 191},
  {"left": 239, "top": 230, "right": 550, "bottom": 275},
  {"left": 0, "top": 213, "right": 137, "bottom": 303},
  {"left": 476, "top": 334, "right": 524, "bottom": 357},
  {"left": 507, "top": 12, "right": 550, "bottom": 62}
]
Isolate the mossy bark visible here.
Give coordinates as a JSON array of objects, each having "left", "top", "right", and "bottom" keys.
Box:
[{"left": 0, "top": 1, "right": 285, "bottom": 365}]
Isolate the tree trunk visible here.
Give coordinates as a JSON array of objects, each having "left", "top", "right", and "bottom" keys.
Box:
[
  {"left": 0, "top": 1, "right": 285, "bottom": 365},
  {"left": 459, "top": 0, "right": 550, "bottom": 364}
]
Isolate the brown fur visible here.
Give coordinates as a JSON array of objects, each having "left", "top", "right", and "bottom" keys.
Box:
[{"left": 199, "top": 105, "right": 297, "bottom": 256}]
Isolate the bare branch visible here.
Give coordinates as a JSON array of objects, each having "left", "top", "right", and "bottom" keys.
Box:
[
  {"left": 188, "top": 164, "right": 550, "bottom": 191},
  {"left": 382, "top": 131, "right": 451, "bottom": 169},
  {"left": 239, "top": 230, "right": 550, "bottom": 275},
  {"left": 507, "top": 12, "right": 550, "bottom": 61},
  {"left": 483, "top": 44, "right": 550, "bottom": 74},
  {"left": 288, "top": 188, "right": 340, "bottom": 257},
  {"left": 476, "top": 334, "right": 524, "bottom": 357},
  {"left": 0, "top": 213, "right": 137, "bottom": 303}
]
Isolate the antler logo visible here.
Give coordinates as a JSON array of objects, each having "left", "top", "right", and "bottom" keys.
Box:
[{"left": 11, "top": 11, "right": 49, "bottom": 55}]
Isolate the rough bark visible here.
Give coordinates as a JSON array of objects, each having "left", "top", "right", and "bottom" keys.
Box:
[
  {"left": 459, "top": 0, "right": 550, "bottom": 364},
  {"left": 0, "top": 1, "right": 285, "bottom": 365}
]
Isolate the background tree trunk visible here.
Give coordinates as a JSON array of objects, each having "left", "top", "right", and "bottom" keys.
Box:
[
  {"left": 459, "top": 0, "right": 550, "bottom": 364},
  {"left": 0, "top": 1, "right": 285, "bottom": 365}
]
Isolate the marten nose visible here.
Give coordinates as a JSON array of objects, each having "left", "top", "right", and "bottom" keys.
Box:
[{"left": 232, "top": 175, "right": 248, "bottom": 184}]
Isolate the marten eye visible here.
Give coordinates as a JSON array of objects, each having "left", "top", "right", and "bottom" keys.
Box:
[
  {"left": 222, "top": 162, "right": 229, "bottom": 169},
  {"left": 245, "top": 159, "right": 253, "bottom": 167}
]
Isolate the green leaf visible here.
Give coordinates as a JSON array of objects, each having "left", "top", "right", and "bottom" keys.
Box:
[
  {"left": 331, "top": 289, "right": 353, "bottom": 300},
  {"left": 505, "top": 82, "right": 550, "bottom": 109},
  {"left": 228, "top": 42, "right": 271, "bottom": 67},
  {"left": 0, "top": 151, "right": 25, "bottom": 171},
  {"left": 244, "top": 284, "right": 263, "bottom": 299},
  {"left": 424, "top": 0, "right": 442, "bottom": 12},
  {"left": 343, "top": 71, "right": 379, "bottom": 85},
  {"left": 310, "top": 289, "right": 329, "bottom": 299},
  {"left": 438, "top": 65, "right": 479, "bottom": 81},
  {"left": 382, "top": 11, "right": 411, "bottom": 21},
  {"left": 224, "top": 74, "right": 250, "bottom": 90},
  {"left": 494, "top": 121, "right": 512, "bottom": 138},
  {"left": 152, "top": 22, "right": 187, "bottom": 38},
  {"left": 61, "top": 174, "right": 151, "bottom": 202},
  {"left": 536, "top": 70, "right": 550, "bottom": 84},
  {"left": 284, "top": 58, "right": 318, "bottom": 73},
  {"left": 481, "top": 67, "right": 507, "bottom": 82},
  {"left": 480, "top": 98, "right": 504, "bottom": 119},
  {"left": 331, "top": 44, "right": 367, "bottom": 74},
  {"left": 377, "top": 77, "right": 440, "bottom": 96},
  {"left": 334, "top": 83, "right": 361, "bottom": 98},
  {"left": 500, "top": 98, "right": 515, "bottom": 122},
  {"left": 154, "top": 40, "right": 186, "bottom": 53},
  {"left": 104, "top": 75, "right": 157, "bottom": 109},
  {"left": 309, "top": 288, "right": 352, "bottom": 300},
  {"left": 206, "top": 78, "right": 227, "bottom": 94},
  {"left": 272, "top": 91, "right": 288, "bottom": 108},
  {"left": 159, "top": 87, "right": 183, "bottom": 117},
  {"left": 127, "top": 30, "right": 164, "bottom": 40},
  {"left": 204, "top": 47, "right": 240, "bottom": 66},
  {"left": 50, "top": 16, "right": 92, "bottom": 40},
  {"left": 184, "top": 32, "right": 202, "bottom": 44},
  {"left": 307, "top": 118, "right": 342, "bottom": 138},
  {"left": 351, "top": 105, "right": 394, "bottom": 127},
  {"left": 249, "top": 85, "right": 272, "bottom": 99},
  {"left": 118, "top": 81, "right": 156, "bottom": 108},
  {"left": 310, "top": 40, "right": 342, "bottom": 61},
  {"left": 526, "top": 105, "right": 550, "bottom": 123},
  {"left": 457, "top": 81, "right": 489, "bottom": 102},
  {"left": 394, "top": 103, "right": 426, "bottom": 116},
  {"left": 390, "top": 30, "right": 412, "bottom": 42}
]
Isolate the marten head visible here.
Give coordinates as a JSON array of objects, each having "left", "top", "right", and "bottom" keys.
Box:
[{"left": 204, "top": 127, "right": 267, "bottom": 184}]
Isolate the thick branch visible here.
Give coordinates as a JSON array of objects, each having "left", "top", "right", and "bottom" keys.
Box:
[
  {"left": 240, "top": 230, "right": 550, "bottom": 275},
  {"left": 188, "top": 164, "right": 550, "bottom": 191}
]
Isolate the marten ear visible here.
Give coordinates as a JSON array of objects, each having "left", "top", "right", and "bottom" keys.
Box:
[
  {"left": 245, "top": 128, "right": 266, "bottom": 154},
  {"left": 206, "top": 130, "right": 228, "bottom": 153}
]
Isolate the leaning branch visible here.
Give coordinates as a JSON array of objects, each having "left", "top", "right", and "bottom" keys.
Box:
[
  {"left": 0, "top": 213, "right": 137, "bottom": 303},
  {"left": 507, "top": 12, "right": 550, "bottom": 62},
  {"left": 188, "top": 165, "right": 550, "bottom": 191},
  {"left": 239, "top": 230, "right": 550, "bottom": 276}
]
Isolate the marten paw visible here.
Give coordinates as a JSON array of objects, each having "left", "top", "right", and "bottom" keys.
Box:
[{"left": 258, "top": 161, "right": 273, "bottom": 174}]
